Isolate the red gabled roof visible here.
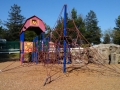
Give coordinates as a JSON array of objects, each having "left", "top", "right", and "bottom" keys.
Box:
[{"left": 20, "top": 15, "right": 46, "bottom": 34}]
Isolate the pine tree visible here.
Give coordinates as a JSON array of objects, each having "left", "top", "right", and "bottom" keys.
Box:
[
  {"left": 52, "top": 8, "right": 86, "bottom": 43},
  {"left": 76, "top": 15, "right": 86, "bottom": 36},
  {"left": 70, "top": 9, "right": 86, "bottom": 39},
  {"left": 114, "top": 15, "right": 120, "bottom": 30},
  {"left": 112, "top": 15, "right": 120, "bottom": 44},
  {"left": 0, "top": 20, "right": 6, "bottom": 39},
  {"left": 0, "top": 26, "right": 4, "bottom": 39},
  {"left": 71, "top": 8, "right": 77, "bottom": 20},
  {"left": 45, "top": 24, "right": 51, "bottom": 37},
  {"left": 0, "top": 20, "right": 3, "bottom": 38},
  {"left": 102, "top": 28, "right": 113, "bottom": 44},
  {"left": 0, "top": 19, "right": 2, "bottom": 25},
  {"left": 24, "top": 30, "right": 36, "bottom": 41},
  {"left": 103, "top": 33, "right": 110, "bottom": 44},
  {"left": 5, "top": 4, "right": 25, "bottom": 41},
  {"left": 85, "top": 10, "right": 101, "bottom": 44}
]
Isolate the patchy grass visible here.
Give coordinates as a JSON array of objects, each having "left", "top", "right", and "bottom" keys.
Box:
[
  {"left": 0, "top": 53, "right": 20, "bottom": 62},
  {"left": 0, "top": 53, "right": 20, "bottom": 58}
]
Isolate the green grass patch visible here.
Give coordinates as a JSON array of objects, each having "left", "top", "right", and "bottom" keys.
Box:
[{"left": 0, "top": 53, "right": 20, "bottom": 59}]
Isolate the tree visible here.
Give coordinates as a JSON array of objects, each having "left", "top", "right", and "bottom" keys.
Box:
[
  {"left": 103, "top": 29, "right": 112, "bottom": 44},
  {"left": 0, "top": 19, "right": 2, "bottom": 25},
  {"left": 0, "top": 20, "right": 6, "bottom": 39},
  {"left": 85, "top": 10, "right": 101, "bottom": 44},
  {"left": 112, "top": 30, "right": 120, "bottom": 44},
  {"left": 103, "top": 33, "right": 110, "bottom": 44},
  {"left": 5, "top": 4, "right": 25, "bottom": 41},
  {"left": 52, "top": 8, "right": 86, "bottom": 44},
  {"left": 68, "top": 9, "right": 86, "bottom": 38},
  {"left": 71, "top": 8, "right": 77, "bottom": 20},
  {"left": 114, "top": 15, "right": 120, "bottom": 30},
  {"left": 0, "top": 26, "right": 5, "bottom": 39},
  {"left": 44, "top": 23, "right": 51, "bottom": 37},
  {"left": 112, "top": 15, "right": 120, "bottom": 44},
  {"left": 76, "top": 15, "right": 86, "bottom": 36},
  {"left": 0, "top": 26, "right": 3, "bottom": 38},
  {"left": 24, "top": 30, "right": 36, "bottom": 41},
  {"left": 0, "top": 20, "right": 3, "bottom": 38}
]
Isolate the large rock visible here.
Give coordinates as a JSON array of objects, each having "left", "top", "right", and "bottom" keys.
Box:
[{"left": 91, "top": 44, "right": 120, "bottom": 64}]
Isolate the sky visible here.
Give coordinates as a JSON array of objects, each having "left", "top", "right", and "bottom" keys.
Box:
[{"left": 0, "top": 0, "right": 120, "bottom": 32}]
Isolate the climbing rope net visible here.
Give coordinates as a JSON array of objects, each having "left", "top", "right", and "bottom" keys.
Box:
[{"left": 39, "top": 5, "right": 120, "bottom": 85}]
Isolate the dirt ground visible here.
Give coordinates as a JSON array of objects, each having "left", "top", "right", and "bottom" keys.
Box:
[{"left": 0, "top": 61, "right": 120, "bottom": 90}]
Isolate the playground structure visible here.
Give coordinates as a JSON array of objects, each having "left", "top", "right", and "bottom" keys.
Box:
[
  {"left": 20, "top": 5, "right": 71, "bottom": 73},
  {"left": 19, "top": 6, "right": 120, "bottom": 86},
  {"left": 20, "top": 5, "right": 108, "bottom": 73},
  {"left": 1, "top": 5, "right": 120, "bottom": 87},
  {"left": 19, "top": 5, "right": 110, "bottom": 76},
  {"left": 20, "top": 16, "right": 45, "bottom": 64}
]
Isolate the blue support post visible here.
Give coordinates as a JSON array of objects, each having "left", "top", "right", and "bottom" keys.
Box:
[
  {"left": 36, "top": 36, "right": 38, "bottom": 64},
  {"left": 32, "top": 37, "right": 35, "bottom": 62},
  {"left": 63, "top": 5, "right": 67, "bottom": 73},
  {"left": 34, "top": 37, "right": 37, "bottom": 63},
  {"left": 20, "top": 32, "right": 24, "bottom": 64}
]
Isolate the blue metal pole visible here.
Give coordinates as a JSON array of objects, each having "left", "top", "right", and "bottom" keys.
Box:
[
  {"left": 34, "top": 37, "right": 36, "bottom": 63},
  {"left": 36, "top": 36, "right": 38, "bottom": 64},
  {"left": 34, "top": 37, "right": 36, "bottom": 62},
  {"left": 20, "top": 32, "right": 24, "bottom": 63},
  {"left": 20, "top": 33, "right": 22, "bottom": 63},
  {"left": 63, "top": 4, "right": 67, "bottom": 73}
]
